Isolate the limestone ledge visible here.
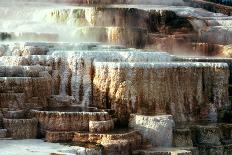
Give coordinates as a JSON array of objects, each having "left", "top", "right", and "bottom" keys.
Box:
[
  {"left": 89, "top": 120, "right": 114, "bottom": 133},
  {"left": 3, "top": 118, "right": 38, "bottom": 139},
  {"left": 31, "top": 109, "right": 111, "bottom": 134},
  {"left": 46, "top": 129, "right": 142, "bottom": 155},
  {"left": 93, "top": 62, "right": 229, "bottom": 123}
]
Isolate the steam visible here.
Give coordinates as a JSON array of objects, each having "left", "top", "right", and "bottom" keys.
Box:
[
  {"left": 0, "top": 4, "right": 81, "bottom": 42},
  {"left": 0, "top": 0, "right": 189, "bottom": 47}
]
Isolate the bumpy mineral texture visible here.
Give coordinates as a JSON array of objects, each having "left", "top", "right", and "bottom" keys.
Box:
[
  {"left": 0, "top": 77, "right": 52, "bottom": 109},
  {"left": 0, "top": 51, "right": 171, "bottom": 107},
  {"left": 48, "top": 7, "right": 148, "bottom": 28},
  {"left": 3, "top": 118, "right": 38, "bottom": 139},
  {"left": 194, "top": 125, "right": 222, "bottom": 146},
  {"left": 198, "top": 145, "right": 224, "bottom": 155},
  {"left": 0, "top": 65, "right": 52, "bottom": 110},
  {"left": 47, "top": 95, "right": 75, "bottom": 107},
  {"left": 3, "top": 110, "right": 25, "bottom": 119},
  {"left": 129, "top": 114, "right": 174, "bottom": 147},
  {"left": 173, "top": 128, "right": 193, "bottom": 147},
  {"left": 45, "top": 131, "right": 74, "bottom": 142},
  {"left": 73, "top": 130, "right": 142, "bottom": 155},
  {"left": 89, "top": 120, "right": 114, "bottom": 133},
  {"left": 31, "top": 110, "right": 111, "bottom": 135},
  {"left": 13, "top": 46, "right": 48, "bottom": 56},
  {"left": 93, "top": 62, "right": 229, "bottom": 124},
  {"left": 0, "top": 66, "right": 51, "bottom": 77}
]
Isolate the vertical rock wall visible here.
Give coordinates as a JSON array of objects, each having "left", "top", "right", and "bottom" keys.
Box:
[
  {"left": 0, "top": 66, "right": 52, "bottom": 110},
  {"left": 93, "top": 62, "right": 229, "bottom": 124}
]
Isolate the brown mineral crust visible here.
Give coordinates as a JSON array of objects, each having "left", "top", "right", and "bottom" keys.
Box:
[
  {"left": 93, "top": 62, "right": 229, "bottom": 124},
  {"left": 20, "top": 46, "right": 48, "bottom": 56},
  {"left": 73, "top": 130, "right": 141, "bottom": 145},
  {"left": 45, "top": 131, "right": 74, "bottom": 142},
  {"left": 173, "top": 128, "right": 193, "bottom": 147},
  {"left": 147, "top": 35, "right": 224, "bottom": 56},
  {"left": 0, "top": 66, "right": 49, "bottom": 77},
  {"left": 89, "top": 120, "right": 114, "bottom": 133},
  {"left": 101, "top": 139, "right": 135, "bottom": 155},
  {"left": 32, "top": 110, "right": 111, "bottom": 135},
  {"left": 0, "top": 76, "right": 52, "bottom": 109},
  {"left": 73, "top": 130, "right": 142, "bottom": 154},
  {"left": 3, "top": 118, "right": 38, "bottom": 139},
  {"left": 32, "top": 77, "right": 52, "bottom": 107},
  {"left": 147, "top": 10, "right": 194, "bottom": 34},
  {"left": 49, "top": 7, "right": 148, "bottom": 28},
  {"left": 107, "top": 27, "right": 148, "bottom": 48},
  {"left": 48, "top": 95, "right": 75, "bottom": 107},
  {"left": 0, "top": 93, "right": 25, "bottom": 110},
  {"left": 3, "top": 110, "right": 25, "bottom": 119},
  {"left": 0, "top": 77, "right": 33, "bottom": 94},
  {"left": 51, "top": 70, "right": 60, "bottom": 95}
]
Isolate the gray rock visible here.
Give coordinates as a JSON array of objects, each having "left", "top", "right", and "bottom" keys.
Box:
[
  {"left": 129, "top": 114, "right": 174, "bottom": 147},
  {"left": 196, "top": 125, "right": 222, "bottom": 146},
  {"left": 173, "top": 128, "right": 193, "bottom": 147},
  {"left": 0, "top": 129, "right": 7, "bottom": 138}
]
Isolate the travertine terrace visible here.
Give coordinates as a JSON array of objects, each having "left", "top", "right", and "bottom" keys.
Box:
[{"left": 1, "top": 0, "right": 232, "bottom": 155}]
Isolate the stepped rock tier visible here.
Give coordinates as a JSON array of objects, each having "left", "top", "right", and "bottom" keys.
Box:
[
  {"left": 93, "top": 62, "right": 229, "bottom": 124},
  {"left": 1, "top": 0, "right": 232, "bottom": 155}
]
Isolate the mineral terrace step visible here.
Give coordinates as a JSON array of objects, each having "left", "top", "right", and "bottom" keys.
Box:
[
  {"left": 73, "top": 129, "right": 141, "bottom": 142},
  {"left": 45, "top": 128, "right": 142, "bottom": 155},
  {"left": 0, "top": 50, "right": 172, "bottom": 67},
  {"left": 45, "top": 129, "right": 141, "bottom": 143},
  {"left": 22, "top": 42, "right": 126, "bottom": 51},
  {"left": 93, "top": 61, "right": 229, "bottom": 123},
  {"left": 32, "top": 109, "right": 111, "bottom": 135},
  {"left": 47, "top": 95, "right": 75, "bottom": 107},
  {"left": 13, "top": 46, "right": 49, "bottom": 56},
  {"left": 0, "top": 93, "right": 25, "bottom": 109},
  {"left": 2, "top": 110, "right": 25, "bottom": 119},
  {"left": 3, "top": 118, "right": 38, "bottom": 139},
  {"left": 0, "top": 66, "right": 49, "bottom": 77},
  {"left": 47, "top": 7, "right": 148, "bottom": 28}
]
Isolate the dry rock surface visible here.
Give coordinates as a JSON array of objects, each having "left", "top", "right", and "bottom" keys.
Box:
[{"left": 129, "top": 114, "right": 174, "bottom": 147}]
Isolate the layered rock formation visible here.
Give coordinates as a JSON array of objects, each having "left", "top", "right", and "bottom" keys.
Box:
[
  {"left": 93, "top": 62, "right": 229, "bottom": 124},
  {"left": 31, "top": 109, "right": 112, "bottom": 134},
  {"left": 0, "top": 1, "right": 231, "bottom": 155},
  {"left": 3, "top": 118, "right": 37, "bottom": 139}
]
